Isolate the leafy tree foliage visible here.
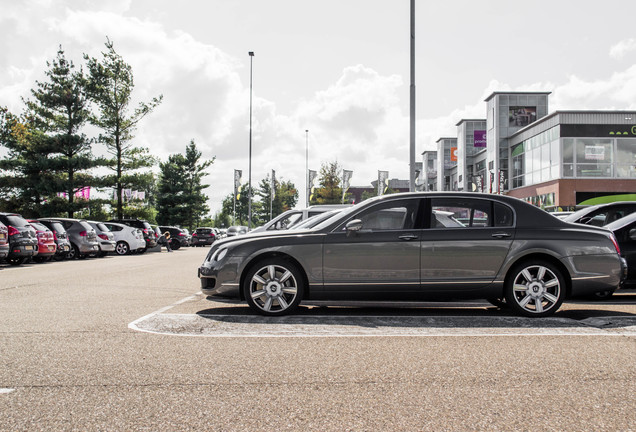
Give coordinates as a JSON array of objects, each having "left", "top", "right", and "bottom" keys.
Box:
[
  {"left": 255, "top": 176, "right": 298, "bottom": 223},
  {"left": 219, "top": 183, "right": 259, "bottom": 226},
  {"left": 1, "top": 48, "right": 106, "bottom": 217},
  {"left": 310, "top": 160, "right": 345, "bottom": 205},
  {"left": 85, "top": 38, "right": 162, "bottom": 219},
  {"left": 156, "top": 140, "right": 214, "bottom": 230}
]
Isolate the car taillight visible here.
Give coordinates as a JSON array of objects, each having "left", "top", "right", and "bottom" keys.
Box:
[
  {"left": 610, "top": 233, "right": 621, "bottom": 255},
  {"left": 143, "top": 228, "right": 149, "bottom": 235},
  {"left": 178, "top": 232, "right": 185, "bottom": 236},
  {"left": 52, "top": 231, "right": 58, "bottom": 240},
  {"left": 7, "top": 226, "right": 19, "bottom": 236},
  {"left": 79, "top": 230, "right": 87, "bottom": 236},
  {"left": 192, "top": 233, "right": 197, "bottom": 237},
  {"left": 37, "top": 232, "right": 45, "bottom": 238},
  {"left": 98, "top": 234, "right": 109, "bottom": 241}
]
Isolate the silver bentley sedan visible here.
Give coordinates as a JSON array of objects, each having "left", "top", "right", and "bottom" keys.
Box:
[{"left": 199, "top": 192, "right": 627, "bottom": 317}]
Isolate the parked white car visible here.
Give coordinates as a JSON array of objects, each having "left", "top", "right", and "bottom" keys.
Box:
[{"left": 102, "top": 222, "right": 146, "bottom": 255}]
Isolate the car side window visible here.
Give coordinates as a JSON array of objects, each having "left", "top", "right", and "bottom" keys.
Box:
[
  {"left": 430, "top": 198, "right": 493, "bottom": 228},
  {"left": 494, "top": 203, "right": 514, "bottom": 227},
  {"left": 353, "top": 199, "right": 419, "bottom": 231}
]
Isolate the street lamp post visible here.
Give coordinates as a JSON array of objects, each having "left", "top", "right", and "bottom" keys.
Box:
[
  {"left": 305, "top": 129, "right": 309, "bottom": 207},
  {"left": 248, "top": 51, "right": 254, "bottom": 229}
]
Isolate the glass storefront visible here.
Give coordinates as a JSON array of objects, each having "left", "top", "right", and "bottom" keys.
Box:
[{"left": 511, "top": 128, "right": 636, "bottom": 189}]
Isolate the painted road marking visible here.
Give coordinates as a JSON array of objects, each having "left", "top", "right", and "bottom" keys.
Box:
[
  {"left": 0, "top": 389, "right": 16, "bottom": 394},
  {"left": 129, "top": 293, "right": 636, "bottom": 338}
]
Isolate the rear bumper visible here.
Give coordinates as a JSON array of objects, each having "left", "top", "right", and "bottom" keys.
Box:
[
  {"left": 98, "top": 240, "right": 116, "bottom": 252},
  {"left": 8, "top": 243, "right": 37, "bottom": 258}
]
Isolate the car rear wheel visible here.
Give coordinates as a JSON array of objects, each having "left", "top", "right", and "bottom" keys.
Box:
[
  {"left": 115, "top": 241, "right": 129, "bottom": 255},
  {"left": 243, "top": 259, "right": 304, "bottom": 316},
  {"left": 67, "top": 244, "right": 79, "bottom": 260},
  {"left": 169, "top": 239, "right": 181, "bottom": 250},
  {"left": 505, "top": 261, "right": 565, "bottom": 317}
]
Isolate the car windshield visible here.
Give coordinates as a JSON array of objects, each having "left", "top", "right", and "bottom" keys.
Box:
[{"left": 292, "top": 210, "right": 342, "bottom": 230}]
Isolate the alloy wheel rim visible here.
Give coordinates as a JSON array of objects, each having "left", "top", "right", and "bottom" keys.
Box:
[
  {"left": 249, "top": 264, "right": 298, "bottom": 313},
  {"left": 512, "top": 265, "right": 561, "bottom": 314}
]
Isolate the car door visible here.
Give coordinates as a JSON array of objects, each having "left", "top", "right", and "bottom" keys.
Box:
[
  {"left": 322, "top": 197, "right": 423, "bottom": 295},
  {"left": 420, "top": 197, "right": 515, "bottom": 291}
]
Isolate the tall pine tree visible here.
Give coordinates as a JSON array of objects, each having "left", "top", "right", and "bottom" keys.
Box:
[
  {"left": 85, "top": 38, "right": 162, "bottom": 219},
  {"left": 156, "top": 140, "right": 214, "bottom": 230},
  {"left": 1, "top": 48, "right": 104, "bottom": 217}
]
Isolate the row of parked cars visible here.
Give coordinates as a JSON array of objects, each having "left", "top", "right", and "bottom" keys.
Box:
[{"left": 0, "top": 212, "right": 226, "bottom": 266}]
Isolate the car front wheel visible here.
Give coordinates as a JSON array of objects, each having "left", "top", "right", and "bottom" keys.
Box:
[
  {"left": 505, "top": 261, "right": 565, "bottom": 317},
  {"left": 244, "top": 259, "right": 304, "bottom": 316}
]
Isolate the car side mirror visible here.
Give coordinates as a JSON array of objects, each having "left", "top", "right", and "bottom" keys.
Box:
[
  {"left": 629, "top": 228, "right": 636, "bottom": 241},
  {"left": 345, "top": 219, "right": 362, "bottom": 236}
]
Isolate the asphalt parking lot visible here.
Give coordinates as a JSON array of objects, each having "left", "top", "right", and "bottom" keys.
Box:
[{"left": 1, "top": 247, "right": 635, "bottom": 431}]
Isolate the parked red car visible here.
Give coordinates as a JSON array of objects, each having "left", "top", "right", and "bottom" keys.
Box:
[{"left": 27, "top": 220, "right": 57, "bottom": 262}]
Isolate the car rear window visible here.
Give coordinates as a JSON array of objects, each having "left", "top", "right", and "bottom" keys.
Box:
[
  {"left": 29, "top": 222, "right": 48, "bottom": 231},
  {"left": 79, "top": 221, "right": 93, "bottom": 231},
  {"left": 95, "top": 223, "right": 109, "bottom": 232},
  {"left": 48, "top": 222, "right": 65, "bottom": 234},
  {"left": 4, "top": 215, "right": 29, "bottom": 227},
  {"left": 197, "top": 228, "right": 212, "bottom": 234}
]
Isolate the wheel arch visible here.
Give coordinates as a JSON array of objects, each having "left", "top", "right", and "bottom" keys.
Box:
[
  {"left": 504, "top": 253, "right": 572, "bottom": 298},
  {"left": 239, "top": 251, "right": 310, "bottom": 301}
]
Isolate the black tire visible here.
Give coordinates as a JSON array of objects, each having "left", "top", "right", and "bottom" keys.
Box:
[
  {"left": 243, "top": 258, "right": 304, "bottom": 316},
  {"left": 7, "top": 257, "right": 26, "bottom": 266},
  {"left": 115, "top": 241, "right": 130, "bottom": 256},
  {"left": 486, "top": 297, "right": 508, "bottom": 308},
  {"left": 67, "top": 244, "right": 79, "bottom": 260},
  {"left": 505, "top": 260, "right": 565, "bottom": 317},
  {"left": 591, "top": 289, "right": 615, "bottom": 300},
  {"left": 170, "top": 239, "right": 181, "bottom": 250}
]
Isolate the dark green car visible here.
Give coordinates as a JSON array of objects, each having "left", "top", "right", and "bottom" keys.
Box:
[{"left": 199, "top": 192, "right": 626, "bottom": 318}]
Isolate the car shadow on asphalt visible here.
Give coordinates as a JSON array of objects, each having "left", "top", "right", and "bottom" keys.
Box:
[{"left": 195, "top": 300, "right": 636, "bottom": 329}]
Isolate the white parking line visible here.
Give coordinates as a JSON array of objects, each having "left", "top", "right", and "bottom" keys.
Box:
[
  {"left": 128, "top": 293, "right": 202, "bottom": 334},
  {"left": 129, "top": 302, "right": 636, "bottom": 338},
  {"left": 0, "top": 388, "right": 16, "bottom": 394}
]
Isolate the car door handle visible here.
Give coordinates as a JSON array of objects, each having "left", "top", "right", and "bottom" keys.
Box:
[
  {"left": 399, "top": 234, "right": 418, "bottom": 241},
  {"left": 491, "top": 232, "right": 511, "bottom": 238}
]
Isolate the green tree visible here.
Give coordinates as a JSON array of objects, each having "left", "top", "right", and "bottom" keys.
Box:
[
  {"left": 255, "top": 176, "right": 298, "bottom": 222},
  {"left": 219, "top": 183, "right": 259, "bottom": 226},
  {"left": 85, "top": 38, "right": 163, "bottom": 219},
  {"left": 310, "top": 160, "right": 343, "bottom": 205},
  {"left": 0, "top": 108, "right": 49, "bottom": 215},
  {"left": 1, "top": 48, "right": 105, "bottom": 217},
  {"left": 156, "top": 140, "right": 214, "bottom": 230}
]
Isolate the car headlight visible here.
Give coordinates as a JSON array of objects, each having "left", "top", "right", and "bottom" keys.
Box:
[{"left": 208, "top": 247, "right": 228, "bottom": 262}]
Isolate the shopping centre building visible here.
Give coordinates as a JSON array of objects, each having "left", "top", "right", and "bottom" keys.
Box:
[{"left": 423, "top": 91, "right": 636, "bottom": 210}]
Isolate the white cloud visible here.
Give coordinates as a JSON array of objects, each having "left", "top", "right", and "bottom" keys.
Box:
[{"left": 610, "top": 38, "right": 636, "bottom": 60}]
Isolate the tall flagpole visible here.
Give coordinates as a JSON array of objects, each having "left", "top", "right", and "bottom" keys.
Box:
[
  {"left": 409, "top": 0, "right": 416, "bottom": 192},
  {"left": 248, "top": 51, "right": 254, "bottom": 229}
]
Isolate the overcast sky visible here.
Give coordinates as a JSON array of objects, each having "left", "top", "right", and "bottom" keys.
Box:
[{"left": 2, "top": 0, "right": 636, "bottom": 215}]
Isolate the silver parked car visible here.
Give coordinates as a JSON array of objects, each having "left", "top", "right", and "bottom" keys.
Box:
[
  {"left": 250, "top": 204, "right": 350, "bottom": 233},
  {"left": 87, "top": 221, "right": 116, "bottom": 257},
  {"left": 51, "top": 217, "right": 99, "bottom": 259},
  {"left": 102, "top": 222, "right": 146, "bottom": 255},
  {"left": 199, "top": 192, "right": 626, "bottom": 318}
]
